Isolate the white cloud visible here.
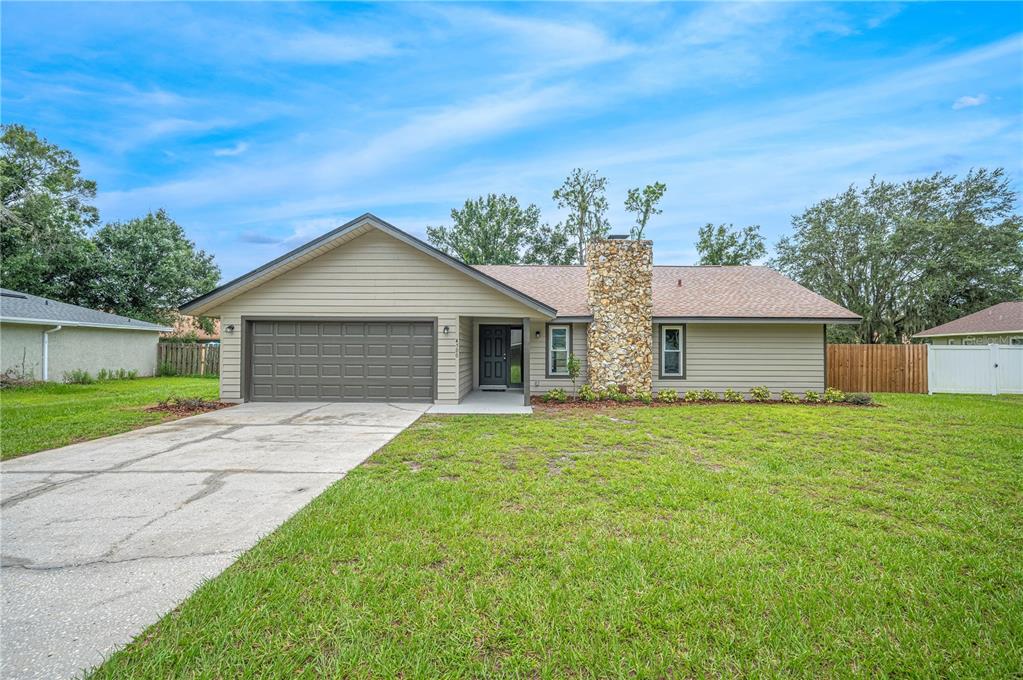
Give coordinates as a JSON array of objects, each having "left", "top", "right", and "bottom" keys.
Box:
[
  {"left": 264, "top": 30, "right": 397, "bottom": 63},
  {"left": 953, "top": 94, "right": 988, "bottom": 110},
  {"left": 213, "top": 142, "right": 249, "bottom": 157}
]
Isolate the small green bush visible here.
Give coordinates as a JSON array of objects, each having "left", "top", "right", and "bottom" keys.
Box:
[
  {"left": 748, "top": 385, "right": 771, "bottom": 402},
  {"left": 578, "top": 384, "right": 598, "bottom": 402},
  {"left": 542, "top": 388, "right": 568, "bottom": 403},
  {"left": 63, "top": 369, "right": 95, "bottom": 385},
  {"left": 601, "top": 384, "right": 631, "bottom": 403},
  {"left": 803, "top": 390, "right": 821, "bottom": 403},
  {"left": 635, "top": 390, "right": 653, "bottom": 405},
  {"left": 698, "top": 389, "right": 716, "bottom": 401},
  {"left": 780, "top": 389, "right": 800, "bottom": 404},
  {"left": 658, "top": 388, "right": 679, "bottom": 403},
  {"left": 683, "top": 390, "right": 700, "bottom": 402},
  {"left": 722, "top": 388, "right": 743, "bottom": 402},
  {"left": 157, "top": 360, "right": 177, "bottom": 377},
  {"left": 95, "top": 368, "right": 139, "bottom": 381},
  {"left": 845, "top": 392, "right": 874, "bottom": 406},
  {"left": 823, "top": 387, "right": 845, "bottom": 403}
]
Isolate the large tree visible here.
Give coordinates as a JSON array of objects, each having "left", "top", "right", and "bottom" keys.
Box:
[
  {"left": 552, "top": 168, "right": 610, "bottom": 264},
  {"left": 0, "top": 124, "right": 99, "bottom": 302},
  {"left": 86, "top": 210, "right": 220, "bottom": 326},
  {"left": 696, "top": 223, "right": 766, "bottom": 265},
  {"left": 773, "top": 169, "right": 1023, "bottom": 343},
  {"left": 625, "top": 181, "right": 667, "bottom": 239},
  {"left": 426, "top": 194, "right": 575, "bottom": 265}
]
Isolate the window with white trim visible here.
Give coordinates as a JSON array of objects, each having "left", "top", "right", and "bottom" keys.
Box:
[
  {"left": 660, "top": 325, "right": 683, "bottom": 377},
  {"left": 1011, "top": 337, "right": 1023, "bottom": 346},
  {"left": 548, "top": 325, "right": 570, "bottom": 375}
]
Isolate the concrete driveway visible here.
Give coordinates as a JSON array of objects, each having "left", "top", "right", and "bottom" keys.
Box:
[{"left": 0, "top": 401, "right": 427, "bottom": 680}]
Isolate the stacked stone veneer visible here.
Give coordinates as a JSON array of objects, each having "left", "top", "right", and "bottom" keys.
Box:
[{"left": 586, "top": 238, "right": 653, "bottom": 394}]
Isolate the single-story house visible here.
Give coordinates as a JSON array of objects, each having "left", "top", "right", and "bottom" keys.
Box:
[
  {"left": 162, "top": 315, "right": 221, "bottom": 344},
  {"left": 0, "top": 289, "right": 170, "bottom": 381},
  {"left": 181, "top": 214, "right": 860, "bottom": 405},
  {"left": 913, "top": 301, "right": 1023, "bottom": 346}
]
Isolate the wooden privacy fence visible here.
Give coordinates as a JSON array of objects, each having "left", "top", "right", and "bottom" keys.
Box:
[
  {"left": 157, "top": 343, "right": 220, "bottom": 376},
  {"left": 827, "top": 343, "right": 928, "bottom": 393}
]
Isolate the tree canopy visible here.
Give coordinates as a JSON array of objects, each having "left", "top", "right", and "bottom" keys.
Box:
[
  {"left": 426, "top": 194, "right": 576, "bottom": 265},
  {"left": 552, "top": 168, "right": 610, "bottom": 264},
  {"left": 0, "top": 124, "right": 220, "bottom": 324},
  {"left": 696, "top": 223, "right": 766, "bottom": 265},
  {"left": 625, "top": 182, "right": 667, "bottom": 239},
  {"left": 772, "top": 168, "right": 1023, "bottom": 343}
]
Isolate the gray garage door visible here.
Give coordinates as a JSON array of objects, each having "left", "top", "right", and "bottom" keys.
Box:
[{"left": 249, "top": 320, "right": 435, "bottom": 401}]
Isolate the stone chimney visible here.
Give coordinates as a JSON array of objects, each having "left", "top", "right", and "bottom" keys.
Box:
[{"left": 586, "top": 236, "right": 653, "bottom": 394}]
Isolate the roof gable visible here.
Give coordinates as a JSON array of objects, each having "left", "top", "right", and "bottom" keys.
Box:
[{"left": 181, "top": 214, "right": 556, "bottom": 317}]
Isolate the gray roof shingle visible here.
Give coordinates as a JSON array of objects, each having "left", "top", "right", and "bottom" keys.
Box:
[
  {"left": 472, "top": 265, "right": 861, "bottom": 320},
  {"left": 0, "top": 289, "right": 170, "bottom": 331},
  {"left": 913, "top": 301, "right": 1023, "bottom": 337}
]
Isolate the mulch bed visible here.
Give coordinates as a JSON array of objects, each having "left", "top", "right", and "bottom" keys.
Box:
[
  {"left": 531, "top": 397, "right": 878, "bottom": 411},
  {"left": 145, "top": 397, "right": 234, "bottom": 417}
]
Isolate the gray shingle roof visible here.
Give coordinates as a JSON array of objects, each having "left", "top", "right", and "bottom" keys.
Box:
[
  {"left": 472, "top": 265, "right": 861, "bottom": 321},
  {"left": 913, "top": 301, "right": 1023, "bottom": 337},
  {"left": 0, "top": 289, "right": 170, "bottom": 331}
]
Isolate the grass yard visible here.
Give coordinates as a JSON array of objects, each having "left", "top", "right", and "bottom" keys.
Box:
[
  {"left": 0, "top": 376, "right": 221, "bottom": 460},
  {"left": 93, "top": 394, "right": 1022, "bottom": 678}
]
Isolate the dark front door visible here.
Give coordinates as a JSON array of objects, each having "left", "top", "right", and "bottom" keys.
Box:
[{"left": 480, "top": 325, "right": 508, "bottom": 386}]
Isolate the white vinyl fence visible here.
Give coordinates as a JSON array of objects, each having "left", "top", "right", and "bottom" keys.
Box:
[{"left": 927, "top": 344, "right": 1023, "bottom": 395}]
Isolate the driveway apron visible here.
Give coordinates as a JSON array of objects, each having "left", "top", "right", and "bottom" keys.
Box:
[{"left": 0, "top": 401, "right": 427, "bottom": 680}]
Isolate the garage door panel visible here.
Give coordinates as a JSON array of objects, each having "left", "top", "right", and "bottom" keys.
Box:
[{"left": 249, "top": 320, "right": 434, "bottom": 402}]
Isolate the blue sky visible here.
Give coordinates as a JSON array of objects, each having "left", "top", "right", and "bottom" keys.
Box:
[{"left": 3, "top": 2, "right": 1021, "bottom": 280}]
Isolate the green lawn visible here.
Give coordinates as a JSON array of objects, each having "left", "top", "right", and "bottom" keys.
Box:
[
  {"left": 0, "top": 377, "right": 221, "bottom": 460},
  {"left": 93, "top": 394, "right": 1022, "bottom": 678}
]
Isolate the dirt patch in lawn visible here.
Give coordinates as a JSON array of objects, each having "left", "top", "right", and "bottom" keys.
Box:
[{"left": 145, "top": 397, "right": 233, "bottom": 417}]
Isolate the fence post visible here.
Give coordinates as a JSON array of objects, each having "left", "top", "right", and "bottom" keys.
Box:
[
  {"left": 926, "top": 343, "right": 933, "bottom": 395},
  {"left": 990, "top": 344, "right": 999, "bottom": 395}
]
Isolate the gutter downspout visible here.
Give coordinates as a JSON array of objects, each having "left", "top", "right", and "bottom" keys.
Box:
[{"left": 42, "top": 325, "right": 62, "bottom": 381}]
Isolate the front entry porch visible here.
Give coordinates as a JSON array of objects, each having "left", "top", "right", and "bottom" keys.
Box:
[{"left": 429, "top": 389, "right": 532, "bottom": 414}]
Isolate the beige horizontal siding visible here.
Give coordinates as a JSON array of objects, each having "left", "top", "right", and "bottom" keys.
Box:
[
  {"left": 527, "top": 322, "right": 588, "bottom": 395},
  {"left": 210, "top": 229, "right": 546, "bottom": 401},
  {"left": 652, "top": 323, "right": 825, "bottom": 395},
  {"left": 458, "top": 316, "right": 473, "bottom": 399}
]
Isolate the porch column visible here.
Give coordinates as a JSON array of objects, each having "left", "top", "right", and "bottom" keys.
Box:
[{"left": 522, "top": 318, "right": 531, "bottom": 406}]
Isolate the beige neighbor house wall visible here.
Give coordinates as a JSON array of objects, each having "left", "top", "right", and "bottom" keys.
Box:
[
  {"left": 527, "top": 322, "right": 589, "bottom": 395},
  {"left": 207, "top": 229, "right": 546, "bottom": 402},
  {"left": 651, "top": 322, "right": 825, "bottom": 395},
  {"left": 0, "top": 322, "right": 160, "bottom": 381}
]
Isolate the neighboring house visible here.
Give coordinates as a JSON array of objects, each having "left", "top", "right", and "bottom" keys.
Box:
[
  {"left": 180, "top": 214, "right": 861, "bottom": 404},
  {"left": 0, "top": 289, "right": 170, "bottom": 381},
  {"left": 913, "top": 301, "right": 1023, "bottom": 346},
  {"left": 162, "top": 315, "right": 221, "bottom": 344}
]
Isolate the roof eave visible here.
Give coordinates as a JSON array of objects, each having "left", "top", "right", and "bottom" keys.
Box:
[
  {"left": 914, "top": 329, "right": 1023, "bottom": 338},
  {"left": 180, "top": 213, "right": 557, "bottom": 318}
]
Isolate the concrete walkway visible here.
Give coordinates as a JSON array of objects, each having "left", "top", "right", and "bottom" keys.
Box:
[
  {"left": 429, "top": 389, "right": 533, "bottom": 414},
  {"left": 0, "top": 401, "right": 427, "bottom": 680}
]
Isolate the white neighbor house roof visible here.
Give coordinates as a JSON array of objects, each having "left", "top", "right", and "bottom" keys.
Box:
[{"left": 0, "top": 289, "right": 171, "bottom": 332}]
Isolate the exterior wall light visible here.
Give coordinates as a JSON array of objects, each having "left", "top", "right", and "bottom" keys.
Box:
[
  {"left": 442, "top": 325, "right": 450, "bottom": 335},
  {"left": 226, "top": 324, "right": 236, "bottom": 333}
]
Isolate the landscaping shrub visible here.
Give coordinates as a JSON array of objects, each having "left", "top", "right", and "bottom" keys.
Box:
[
  {"left": 658, "top": 388, "right": 679, "bottom": 403},
  {"left": 601, "top": 384, "right": 630, "bottom": 403},
  {"left": 683, "top": 390, "right": 700, "bottom": 402},
  {"left": 96, "top": 368, "right": 139, "bottom": 381},
  {"left": 635, "top": 390, "right": 653, "bottom": 405},
  {"left": 63, "top": 369, "right": 95, "bottom": 385},
  {"left": 542, "top": 388, "right": 568, "bottom": 403},
  {"left": 845, "top": 392, "right": 874, "bottom": 406},
  {"left": 156, "top": 360, "right": 177, "bottom": 377},
  {"left": 780, "top": 389, "right": 800, "bottom": 404},
  {"left": 578, "top": 384, "right": 598, "bottom": 402},
  {"left": 722, "top": 388, "right": 743, "bottom": 402},
  {"left": 823, "top": 387, "right": 846, "bottom": 403},
  {"left": 1, "top": 366, "right": 36, "bottom": 389},
  {"left": 803, "top": 390, "right": 821, "bottom": 403},
  {"left": 698, "top": 389, "right": 716, "bottom": 401},
  {"left": 748, "top": 385, "right": 771, "bottom": 402}
]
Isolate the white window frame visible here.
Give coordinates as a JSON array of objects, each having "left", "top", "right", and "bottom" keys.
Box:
[
  {"left": 660, "top": 324, "right": 684, "bottom": 378},
  {"left": 547, "top": 324, "right": 570, "bottom": 377}
]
